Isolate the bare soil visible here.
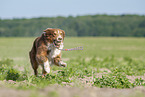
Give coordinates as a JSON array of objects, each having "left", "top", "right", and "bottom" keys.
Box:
[
  {"left": 0, "top": 80, "right": 145, "bottom": 97},
  {"left": 0, "top": 85, "right": 145, "bottom": 97}
]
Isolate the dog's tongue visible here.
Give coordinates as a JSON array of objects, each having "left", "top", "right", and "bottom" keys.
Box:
[{"left": 55, "top": 45, "right": 60, "bottom": 48}]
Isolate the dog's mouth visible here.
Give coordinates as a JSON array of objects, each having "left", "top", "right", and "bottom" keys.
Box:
[{"left": 53, "top": 40, "right": 61, "bottom": 48}]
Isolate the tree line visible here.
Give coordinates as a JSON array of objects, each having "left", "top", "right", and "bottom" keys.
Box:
[{"left": 0, "top": 14, "right": 145, "bottom": 37}]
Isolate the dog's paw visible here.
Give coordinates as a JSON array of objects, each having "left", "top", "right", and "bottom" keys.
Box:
[{"left": 59, "top": 61, "right": 67, "bottom": 67}]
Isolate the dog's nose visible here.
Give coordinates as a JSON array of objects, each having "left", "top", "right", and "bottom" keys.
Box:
[{"left": 57, "top": 37, "right": 62, "bottom": 41}]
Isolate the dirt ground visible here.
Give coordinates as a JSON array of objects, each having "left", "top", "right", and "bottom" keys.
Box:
[{"left": 0, "top": 83, "right": 145, "bottom": 97}]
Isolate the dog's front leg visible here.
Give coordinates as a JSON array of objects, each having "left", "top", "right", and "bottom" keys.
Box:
[
  {"left": 58, "top": 60, "right": 67, "bottom": 67},
  {"left": 53, "top": 56, "right": 67, "bottom": 67}
]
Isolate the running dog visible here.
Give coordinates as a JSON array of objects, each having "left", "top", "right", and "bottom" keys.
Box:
[{"left": 29, "top": 28, "right": 67, "bottom": 76}]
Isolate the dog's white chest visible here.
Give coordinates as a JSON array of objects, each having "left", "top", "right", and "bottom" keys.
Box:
[
  {"left": 47, "top": 43, "right": 62, "bottom": 59},
  {"left": 51, "top": 49, "right": 61, "bottom": 58}
]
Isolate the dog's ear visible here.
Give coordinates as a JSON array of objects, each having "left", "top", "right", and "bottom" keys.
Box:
[
  {"left": 62, "top": 30, "right": 65, "bottom": 39},
  {"left": 43, "top": 29, "right": 47, "bottom": 36},
  {"left": 43, "top": 31, "right": 46, "bottom": 36},
  {"left": 44, "top": 28, "right": 52, "bottom": 32},
  {"left": 43, "top": 28, "right": 52, "bottom": 36}
]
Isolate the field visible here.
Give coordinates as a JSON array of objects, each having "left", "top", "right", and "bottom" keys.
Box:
[{"left": 0, "top": 37, "right": 145, "bottom": 97}]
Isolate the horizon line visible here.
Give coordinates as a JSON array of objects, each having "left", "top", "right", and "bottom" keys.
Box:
[{"left": 1, "top": 13, "right": 145, "bottom": 20}]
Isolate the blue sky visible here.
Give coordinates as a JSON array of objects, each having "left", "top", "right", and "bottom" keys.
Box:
[{"left": 0, "top": 0, "right": 145, "bottom": 19}]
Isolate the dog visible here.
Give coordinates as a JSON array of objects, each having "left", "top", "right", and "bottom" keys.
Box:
[{"left": 29, "top": 28, "right": 67, "bottom": 76}]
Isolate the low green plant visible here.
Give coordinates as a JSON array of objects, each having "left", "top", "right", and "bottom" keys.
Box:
[
  {"left": 93, "top": 72, "right": 134, "bottom": 88},
  {"left": 6, "top": 68, "right": 20, "bottom": 81},
  {"left": 134, "top": 78, "right": 145, "bottom": 86},
  {"left": 0, "top": 59, "right": 14, "bottom": 80},
  {"left": 0, "top": 59, "right": 22, "bottom": 81}
]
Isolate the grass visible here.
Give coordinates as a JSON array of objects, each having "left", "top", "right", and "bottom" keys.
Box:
[
  {"left": 0, "top": 37, "right": 145, "bottom": 64},
  {"left": 0, "top": 37, "right": 145, "bottom": 89}
]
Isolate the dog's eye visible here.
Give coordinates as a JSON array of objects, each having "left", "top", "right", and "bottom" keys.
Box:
[
  {"left": 60, "top": 32, "right": 62, "bottom": 35},
  {"left": 45, "top": 33, "right": 51, "bottom": 37},
  {"left": 47, "top": 34, "right": 51, "bottom": 36},
  {"left": 53, "top": 33, "right": 56, "bottom": 36}
]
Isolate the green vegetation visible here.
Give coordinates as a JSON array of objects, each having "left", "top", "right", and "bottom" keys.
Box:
[
  {"left": 0, "top": 37, "right": 145, "bottom": 89},
  {"left": 0, "top": 56, "right": 145, "bottom": 89},
  {"left": 0, "top": 15, "right": 145, "bottom": 37}
]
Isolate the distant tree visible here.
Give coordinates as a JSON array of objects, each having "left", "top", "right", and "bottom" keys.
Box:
[{"left": 0, "top": 14, "right": 145, "bottom": 37}]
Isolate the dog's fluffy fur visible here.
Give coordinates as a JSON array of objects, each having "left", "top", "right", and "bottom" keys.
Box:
[{"left": 29, "top": 28, "right": 67, "bottom": 76}]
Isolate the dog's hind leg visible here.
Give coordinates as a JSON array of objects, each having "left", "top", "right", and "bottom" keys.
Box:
[{"left": 29, "top": 51, "right": 39, "bottom": 76}]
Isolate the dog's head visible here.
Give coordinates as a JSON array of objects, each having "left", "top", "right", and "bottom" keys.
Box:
[{"left": 43, "top": 28, "right": 65, "bottom": 48}]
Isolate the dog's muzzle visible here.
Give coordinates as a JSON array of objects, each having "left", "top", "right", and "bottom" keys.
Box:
[{"left": 53, "top": 37, "right": 62, "bottom": 48}]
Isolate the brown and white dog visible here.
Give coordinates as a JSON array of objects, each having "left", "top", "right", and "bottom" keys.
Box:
[{"left": 29, "top": 28, "right": 67, "bottom": 76}]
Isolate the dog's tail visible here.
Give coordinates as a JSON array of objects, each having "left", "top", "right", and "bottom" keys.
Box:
[
  {"left": 29, "top": 37, "right": 39, "bottom": 54},
  {"left": 29, "top": 38, "right": 39, "bottom": 70}
]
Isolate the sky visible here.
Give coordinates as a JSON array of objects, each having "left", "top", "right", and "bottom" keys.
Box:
[{"left": 0, "top": 0, "right": 145, "bottom": 19}]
